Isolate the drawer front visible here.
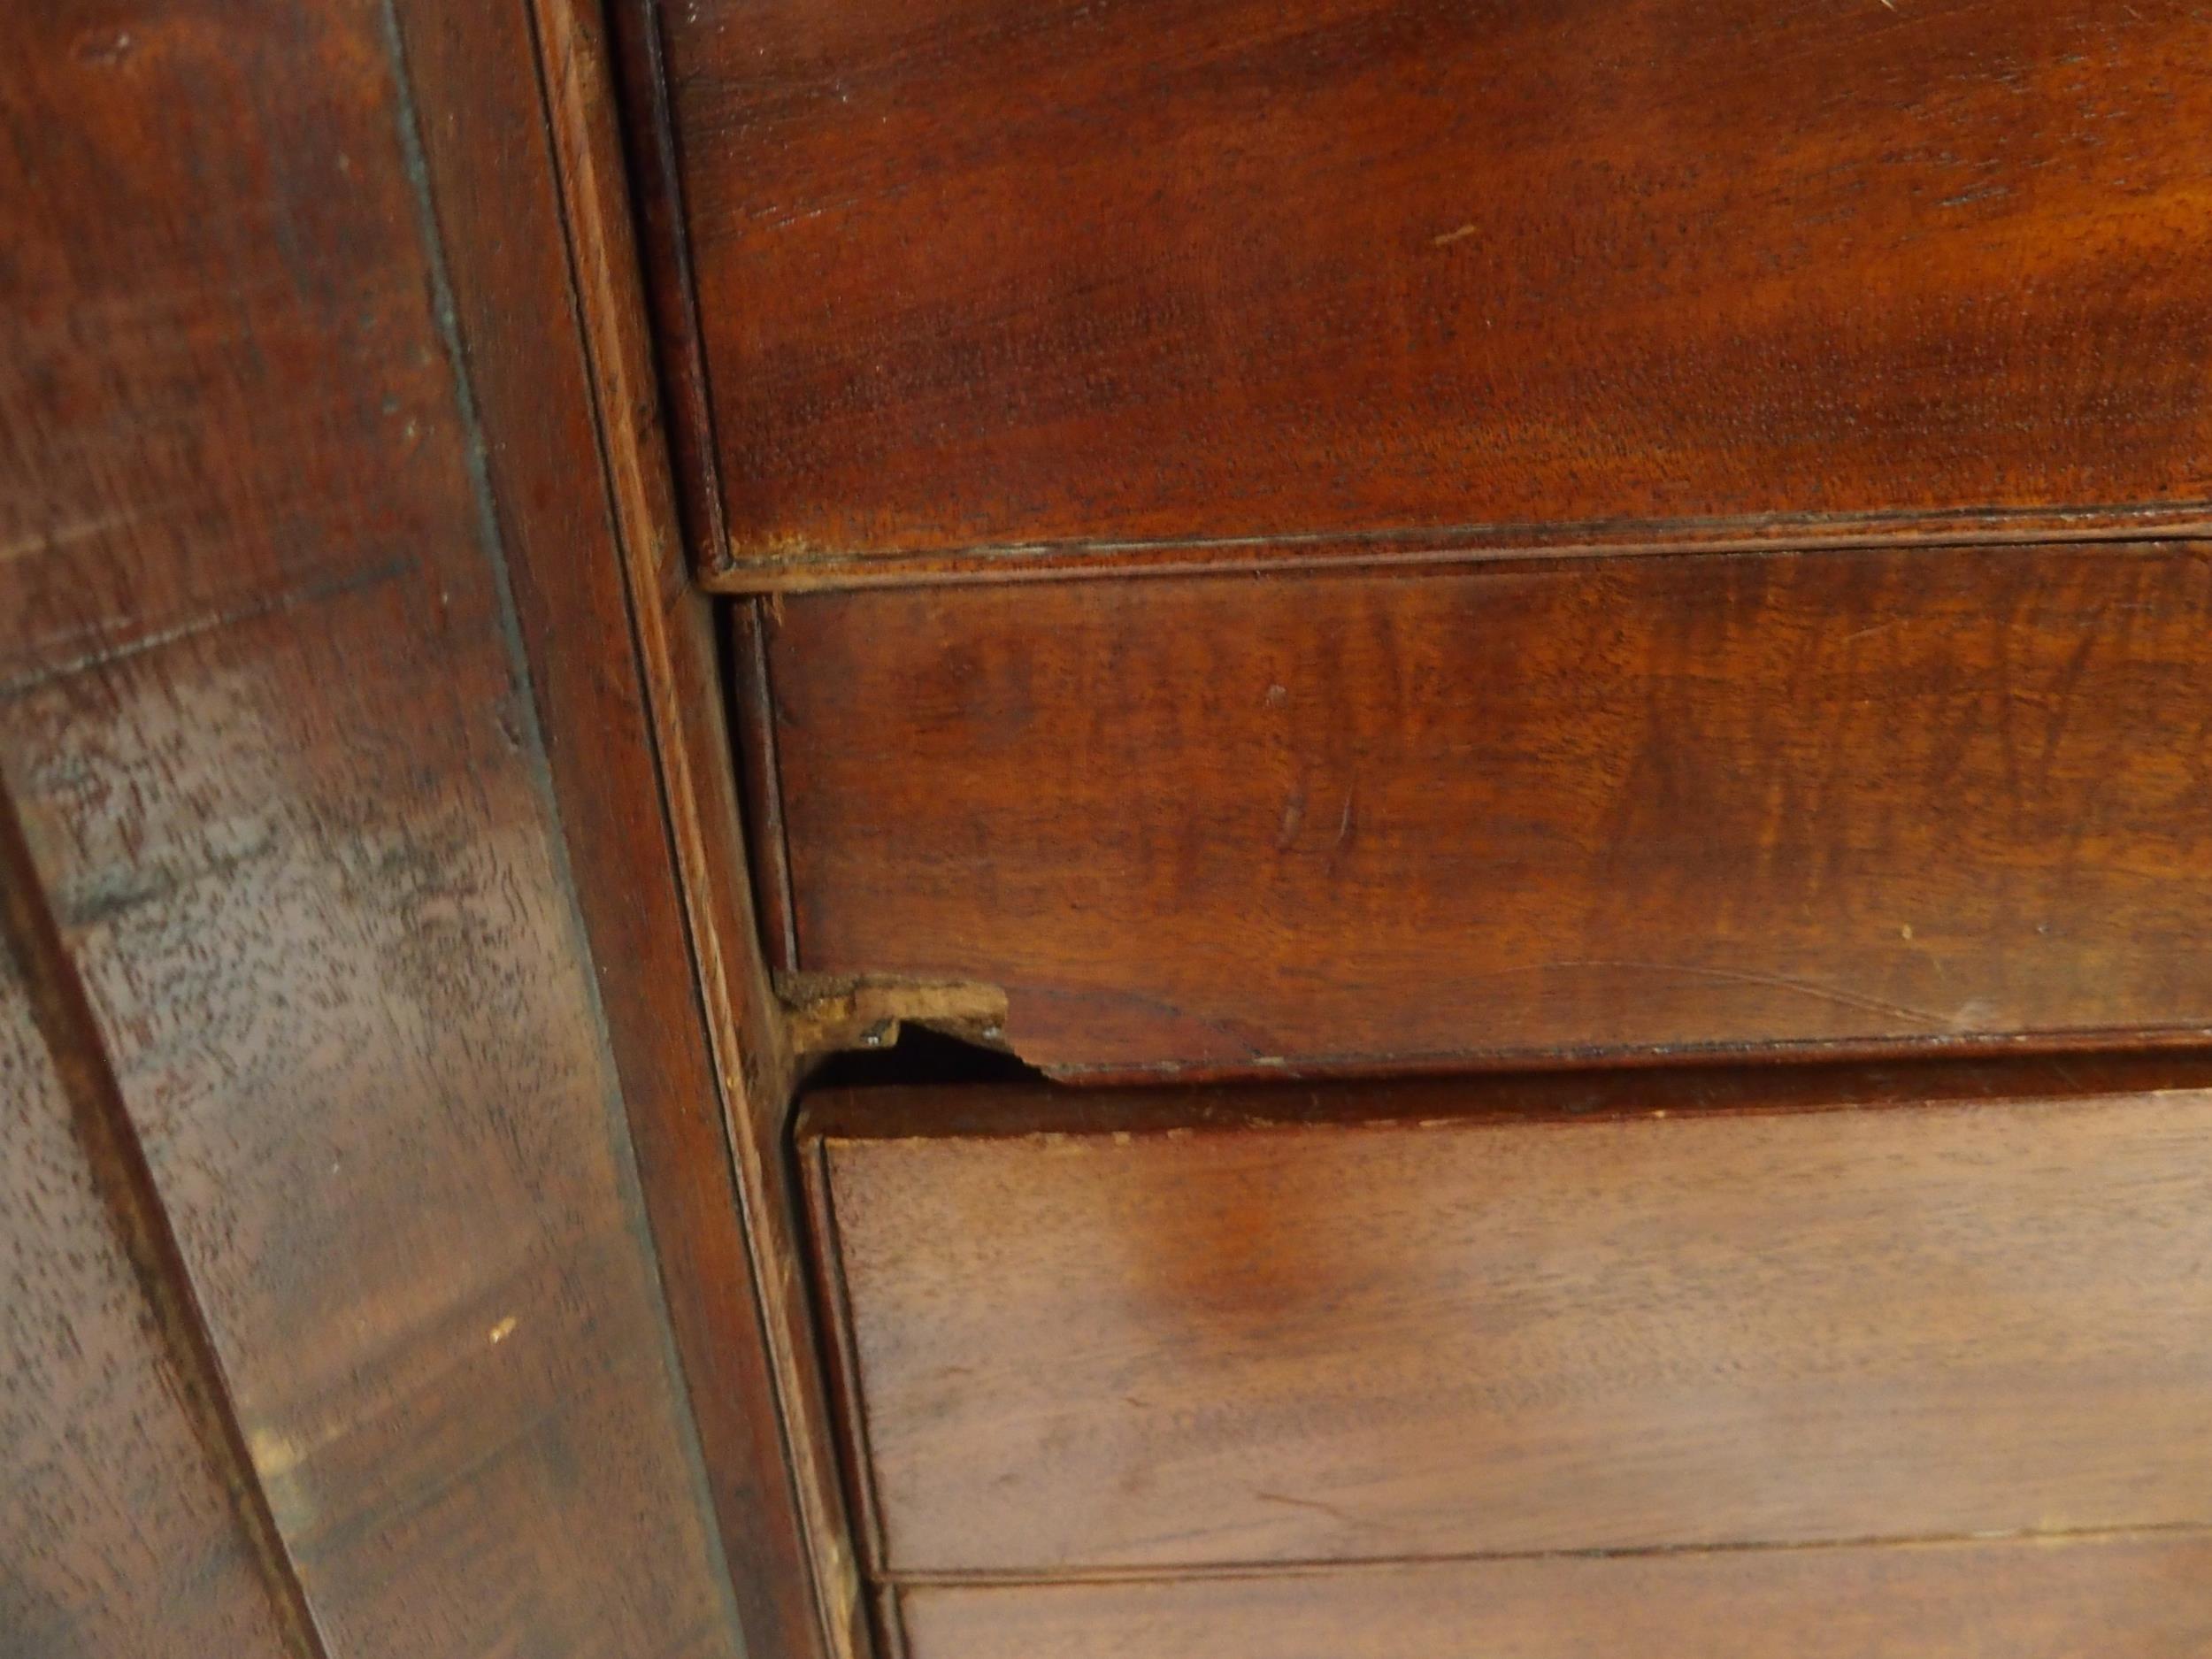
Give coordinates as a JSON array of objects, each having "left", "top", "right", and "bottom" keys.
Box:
[
  {"left": 802, "top": 1060, "right": 2212, "bottom": 1578},
  {"left": 657, "top": 0, "right": 2212, "bottom": 580},
  {"left": 892, "top": 1536, "right": 2212, "bottom": 1659},
  {"left": 771, "top": 543, "right": 2212, "bottom": 1079}
]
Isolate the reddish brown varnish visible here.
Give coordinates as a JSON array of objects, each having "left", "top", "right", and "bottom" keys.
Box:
[
  {"left": 0, "top": 4, "right": 772, "bottom": 1655},
  {"left": 1, "top": 946, "right": 301, "bottom": 1659},
  {"left": 12, "top": 1, "right": 2212, "bottom": 1656},
  {"left": 803, "top": 1058, "right": 2212, "bottom": 1577},
  {"left": 768, "top": 543, "right": 2212, "bottom": 1079},
  {"left": 658, "top": 0, "right": 2212, "bottom": 579}
]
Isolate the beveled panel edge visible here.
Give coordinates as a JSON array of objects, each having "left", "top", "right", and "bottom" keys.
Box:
[
  {"left": 471, "top": 1, "right": 869, "bottom": 1653},
  {"left": 707, "top": 503, "right": 2212, "bottom": 595}
]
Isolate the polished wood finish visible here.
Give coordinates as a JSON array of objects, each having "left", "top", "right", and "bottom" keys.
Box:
[
  {"left": 803, "top": 1059, "right": 2212, "bottom": 1575},
  {"left": 399, "top": 1, "right": 861, "bottom": 1650},
  {"left": 603, "top": 0, "right": 733, "bottom": 580},
  {"left": 12, "top": 1, "right": 2208, "bottom": 1653},
  {"left": 769, "top": 544, "right": 2212, "bottom": 1078},
  {"left": 0, "top": 2, "right": 752, "bottom": 1653},
  {"left": 659, "top": 0, "right": 2212, "bottom": 581},
  {"left": 893, "top": 1532, "right": 2212, "bottom": 1659}
]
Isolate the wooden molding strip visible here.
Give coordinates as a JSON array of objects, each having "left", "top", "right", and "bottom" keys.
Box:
[
  {"left": 703, "top": 502, "right": 2212, "bottom": 595},
  {"left": 521, "top": 2, "right": 871, "bottom": 1654}
]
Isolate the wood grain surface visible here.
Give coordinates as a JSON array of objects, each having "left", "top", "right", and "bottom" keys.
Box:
[
  {"left": 0, "top": 2, "right": 749, "bottom": 1654},
  {"left": 803, "top": 1061, "right": 2212, "bottom": 1575},
  {"left": 892, "top": 1532, "right": 2212, "bottom": 1659},
  {"left": 659, "top": 0, "right": 2212, "bottom": 579},
  {"left": 395, "top": 0, "right": 860, "bottom": 1650},
  {"left": 2, "top": 939, "right": 299, "bottom": 1659},
  {"left": 770, "top": 543, "right": 2212, "bottom": 1078}
]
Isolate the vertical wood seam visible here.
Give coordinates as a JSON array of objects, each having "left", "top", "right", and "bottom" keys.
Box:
[
  {"left": 728, "top": 598, "right": 802, "bottom": 972},
  {"left": 518, "top": 2, "right": 866, "bottom": 1655},
  {"left": 800, "top": 1140, "right": 892, "bottom": 1575},
  {"left": 374, "top": 3, "right": 762, "bottom": 1653},
  {"left": 606, "top": 0, "right": 734, "bottom": 576},
  {"left": 0, "top": 775, "right": 334, "bottom": 1659},
  {"left": 871, "top": 1585, "right": 911, "bottom": 1659},
  {"left": 502, "top": 0, "right": 807, "bottom": 1643}
]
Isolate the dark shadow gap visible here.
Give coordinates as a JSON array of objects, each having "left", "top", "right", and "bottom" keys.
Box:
[{"left": 806, "top": 1023, "right": 1049, "bottom": 1092}]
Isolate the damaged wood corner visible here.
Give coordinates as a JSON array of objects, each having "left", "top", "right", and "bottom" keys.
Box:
[{"left": 778, "top": 971, "right": 1011, "bottom": 1069}]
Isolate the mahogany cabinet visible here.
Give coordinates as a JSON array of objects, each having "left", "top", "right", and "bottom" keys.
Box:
[{"left": 6, "top": 1, "right": 2210, "bottom": 1657}]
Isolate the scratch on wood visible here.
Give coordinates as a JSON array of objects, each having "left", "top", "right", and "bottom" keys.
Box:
[
  {"left": 1, "top": 508, "right": 148, "bottom": 564},
  {"left": 1537, "top": 958, "right": 1959, "bottom": 1029},
  {"left": 1252, "top": 1488, "right": 1370, "bottom": 1530},
  {"left": 0, "top": 556, "right": 418, "bottom": 702}
]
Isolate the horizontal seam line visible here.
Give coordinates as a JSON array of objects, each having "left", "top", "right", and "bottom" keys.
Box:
[
  {"left": 717, "top": 499, "right": 2212, "bottom": 569},
  {"left": 1041, "top": 1022, "right": 2212, "bottom": 1082},
  {"left": 876, "top": 1518, "right": 2212, "bottom": 1588}
]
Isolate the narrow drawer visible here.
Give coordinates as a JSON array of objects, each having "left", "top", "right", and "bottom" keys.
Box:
[
  {"left": 801, "top": 1056, "right": 2212, "bottom": 1578},
  {"left": 659, "top": 0, "right": 2212, "bottom": 577},
  {"left": 769, "top": 542, "right": 2212, "bottom": 1078}
]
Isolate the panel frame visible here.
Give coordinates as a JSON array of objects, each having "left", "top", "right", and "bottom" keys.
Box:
[
  {"left": 889, "top": 1532, "right": 2212, "bottom": 1659},
  {"left": 394, "top": 0, "right": 866, "bottom": 1652},
  {"left": 0, "top": 0, "right": 854, "bottom": 1653}
]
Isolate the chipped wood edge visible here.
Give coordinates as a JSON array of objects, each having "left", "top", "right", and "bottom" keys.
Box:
[{"left": 781, "top": 972, "right": 1013, "bottom": 1070}]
